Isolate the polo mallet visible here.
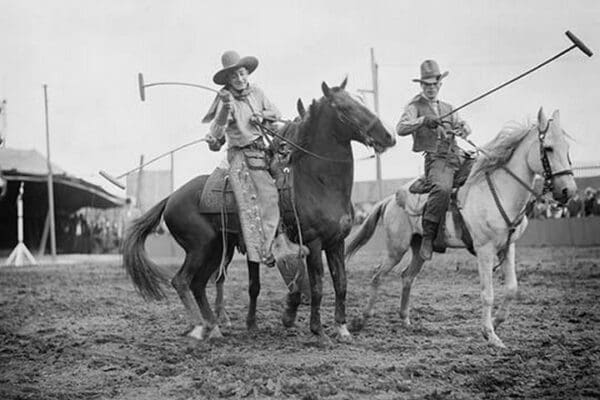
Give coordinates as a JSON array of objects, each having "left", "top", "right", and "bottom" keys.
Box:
[
  {"left": 440, "top": 30, "right": 593, "bottom": 121},
  {"left": 138, "top": 72, "right": 218, "bottom": 101},
  {"left": 99, "top": 137, "right": 207, "bottom": 189}
]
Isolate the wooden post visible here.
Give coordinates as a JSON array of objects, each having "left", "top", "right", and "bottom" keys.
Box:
[
  {"left": 170, "top": 151, "right": 175, "bottom": 193},
  {"left": 43, "top": 85, "right": 57, "bottom": 259},
  {"left": 5, "top": 182, "right": 37, "bottom": 266},
  {"left": 38, "top": 212, "right": 50, "bottom": 256},
  {"left": 136, "top": 154, "right": 144, "bottom": 211},
  {"left": 370, "top": 48, "right": 383, "bottom": 201}
]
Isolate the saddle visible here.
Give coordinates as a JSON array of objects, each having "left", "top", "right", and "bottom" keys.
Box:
[
  {"left": 197, "top": 156, "right": 294, "bottom": 222},
  {"left": 396, "top": 178, "right": 476, "bottom": 256}
]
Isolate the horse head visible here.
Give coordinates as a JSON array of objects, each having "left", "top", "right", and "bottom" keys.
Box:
[
  {"left": 527, "top": 107, "right": 577, "bottom": 204},
  {"left": 321, "top": 78, "right": 395, "bottom": 153}
]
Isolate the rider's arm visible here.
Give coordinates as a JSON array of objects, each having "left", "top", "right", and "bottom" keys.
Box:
[
  {"left": 396, "top": 103, "right": 424, "bottom": 136},
  {"left": 257, "top": 87, "right": 281, "bottom": 121},
  {"left": 451, "top": 111, "right": 471, "bottom": 137}
]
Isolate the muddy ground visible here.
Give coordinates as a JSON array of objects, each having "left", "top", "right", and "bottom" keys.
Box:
[{"left": 1, "top": 246, "right": 599, "bottom": 399}]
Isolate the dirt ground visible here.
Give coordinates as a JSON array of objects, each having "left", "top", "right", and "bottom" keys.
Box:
[{"left": 1, "top": 246, "right": 599, "bottom": 399}]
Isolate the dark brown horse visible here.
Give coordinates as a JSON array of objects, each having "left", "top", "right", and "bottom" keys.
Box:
[{"left": 122, "top": 78, "right": 396, "bottom": 342}]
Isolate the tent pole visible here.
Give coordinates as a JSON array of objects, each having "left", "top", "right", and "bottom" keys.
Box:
[{"left": 43, "top": 85, "right": 57, "bottom": 259}]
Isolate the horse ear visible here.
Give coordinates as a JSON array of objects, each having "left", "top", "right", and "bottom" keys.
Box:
[
  {"left": 340, "top": 76, "right": 348, "bottom": 89},
  {"left": 551, "top": 109, "right": 561, "bottom": 125},
  {"left": 537, "top": 107, "right": 548, "bottom": 128},
  {"left": 297, "top": 98, "right": 306, "bottom": 118},
  {"left": 321, "top": 81, "right": 331, "bottom": 97}
]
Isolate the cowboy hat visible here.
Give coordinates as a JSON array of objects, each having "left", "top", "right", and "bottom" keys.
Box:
[
  {"left": 412, "top": 60, "right": 449, "bottom": 84},
  {"left": 213, "top": 50, "right": 259, "bottom": 85}
]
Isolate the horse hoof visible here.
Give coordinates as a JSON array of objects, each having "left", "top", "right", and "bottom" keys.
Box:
[
  {"left": 349, "top": 317, "right": 365, "bottom": 332},
  {"left": 316, "top": 333, "right": 333, "bottom": 348},
  {"left": 492, "top": 317, "right": 505, "bottom": 330},
  {"left": 488, "top": 337, "right": 507, "bottom": 349},
  {"left": 282, "top": 311, "right": 297, "bottom": 328},
  {"left": 208, "top": 325, "right": 223, "bottom": 340},
  {"left": 246, "top": 321, "right": 259, "bottom": 332},
  {"left": 336, "top": 324, "right": 353, "bottom": 343},
  {"left": 187, "top": 325, "right": 205, "bottom": 341}
]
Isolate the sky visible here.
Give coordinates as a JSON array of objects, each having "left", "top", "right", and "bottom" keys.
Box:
[{"left": 1, "top": 0, "right": 599, "bottom": 196}]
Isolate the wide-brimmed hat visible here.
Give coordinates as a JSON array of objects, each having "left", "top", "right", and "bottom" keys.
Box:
[
  {"left": 212, "top": 50, "right": 259, "bottom": 85},
  {"left": 412, "top": 60, "right": 449, "bottom": 84}
]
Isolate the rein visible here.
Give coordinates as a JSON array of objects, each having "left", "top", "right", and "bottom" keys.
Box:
[
  {"left": 479, "top": 120, "right": 571, "bottom": 270},
  {"left": 255, "top": 98, "right": 381, "bottom": 164}
]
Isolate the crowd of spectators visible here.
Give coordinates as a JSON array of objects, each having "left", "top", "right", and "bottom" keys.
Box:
[
  {"left": 527, "top": 187, "right": 600, "bottom": 219},
  {"left": 56, "top": 198, "right": 143, "bottom": 254}
]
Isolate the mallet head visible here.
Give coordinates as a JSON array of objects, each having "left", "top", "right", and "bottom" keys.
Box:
[
  {"left": 566, "top": 31, "right": 593, "bottom": 57},
  {"left": 138, "top": 73, "right": 146, "bottom": 101}
]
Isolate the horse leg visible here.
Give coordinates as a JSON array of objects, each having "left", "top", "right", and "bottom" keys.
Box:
[
  {"left": 188, "top": 239, "right": 224, "bottom": 340},
  {"left": 282, "top": 290, "right": 302, "bottom": 328},
  {"left": 304, "top": 240, "right": 327, "bottom": 340},
  {"left": 246, "top": 260, "right": 260, "bottom": 331},
  {"left": 476, "top": 243, "right": 505, "bottom": 348},
  {"left": 171, "top": 253, "right": 205, "bottom": 334},
  {"left": 325, "top": 242, "right": 351, "bottom": 342},
  {"left": 398, "top": 235, "right": 426, "bottom": 326},
  {"left": 493, "top": 243, "right": 517, "bottom": 330}
]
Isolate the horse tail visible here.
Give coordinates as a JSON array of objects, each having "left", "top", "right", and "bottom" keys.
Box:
[
  {"left": 346, "top": 196, "right": 390, "bottom": 261},
  {"left": 122, "top": 197, "right": 170, "bottom": 301}
]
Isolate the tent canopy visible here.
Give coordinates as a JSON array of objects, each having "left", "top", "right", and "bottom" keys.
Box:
[{"left": 0, "top": 147, "right": 124, "bottom": 211}]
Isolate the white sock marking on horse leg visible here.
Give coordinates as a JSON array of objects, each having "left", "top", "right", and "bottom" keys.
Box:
[
  {"left": 188, "top": 325, "right": 205, "bottom": 340},
  {"left": 337, "top": 324, "right": 351, "bottom": 339}
]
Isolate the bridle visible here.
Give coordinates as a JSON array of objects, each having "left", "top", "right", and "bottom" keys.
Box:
[
  {"left": 257, "top": 96, "right": 384, "bottom": 163},
  {"left": 329, "top": 99, "right": 381, "bottom": 149},
  {"left": 482, "top": 119, "right": 573, "bottom": 269},
  {"left": 537, "top": 119, "right": 573, "bottom": 194}
]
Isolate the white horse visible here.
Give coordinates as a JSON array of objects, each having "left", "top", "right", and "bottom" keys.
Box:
[{"left": 346, "top": 108, "right": 577, "bottom": 348}]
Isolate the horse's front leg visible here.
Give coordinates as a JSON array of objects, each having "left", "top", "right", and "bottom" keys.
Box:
[
  {"left": 246, "top": 260, "right": 260, "bottom": 331},
  {"left": 493, "top": 243, "right": 517, "bottom": 330},
  {"left": 476, "top": 243, "right": 505, "bottom": 348},
  {"left": 326, "top": 242, "right": 351, "bottom": 342},
  {"left": 305, "top": 240, "right": 327, "bottom": 340}
]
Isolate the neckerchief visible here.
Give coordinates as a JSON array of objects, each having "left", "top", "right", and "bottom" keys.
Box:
[{"left": 202, "top": 85, "right": 254, "bottom": 123}]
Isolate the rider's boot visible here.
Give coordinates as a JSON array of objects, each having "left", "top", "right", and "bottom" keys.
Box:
[{"left": 420, "top": 219, "right": 438, "bottom": 261}]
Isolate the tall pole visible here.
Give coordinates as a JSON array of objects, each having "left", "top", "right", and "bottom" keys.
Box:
[
  {"left": 0, "top": 99, "right": 7, "bottom": 147},
  {"left": 43, "top": 85, "right": 57, "bottom": 259},
  {"left": 371, "top": 48, "right": 383, "bottom": 201},
  {"left": 170, "top": 152, "right": 175, "bottom": 193}
]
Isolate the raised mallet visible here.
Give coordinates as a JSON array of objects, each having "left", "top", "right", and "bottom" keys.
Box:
[
  {"left": 137, "top": 73, "right": 218, "bottom": 101},
  {"left": 99, "top": 138, "right": 207, "bottom": 189},
  {"left": 440, "top": 30, "right": 593, "bottom": 120}
]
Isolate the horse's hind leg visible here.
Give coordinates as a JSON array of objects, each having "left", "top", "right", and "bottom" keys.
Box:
[
  {"left": 476, "top": 243, "right": 505, "bottom": 348},
  {"left": 187, "top": 239, "right": 225, "bottom": 340},
  {"left": 171, "top": 254, "right": 205, "bottom": 333},
  {"left": 493, "top": 243, "right": 517, "bottom": 330},
  {"left": 352, "top": 248, "right": 406, "bottom": 331},
  {"left": 398, "top": 235, "right": 426, "bottom": 326}
]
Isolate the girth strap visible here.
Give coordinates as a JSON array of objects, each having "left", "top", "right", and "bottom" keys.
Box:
[{"left": 485, "top": 172, "right": 526, "bottom": 271}]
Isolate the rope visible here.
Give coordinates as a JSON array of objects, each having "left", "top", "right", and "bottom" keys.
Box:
[{"left": 216, "top": 175, "right": 230, "bottom": 281}]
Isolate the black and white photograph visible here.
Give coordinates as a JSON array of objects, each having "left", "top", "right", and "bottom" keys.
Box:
[{"left": 1, "top": 1, "right": 599, "bottom": 399}]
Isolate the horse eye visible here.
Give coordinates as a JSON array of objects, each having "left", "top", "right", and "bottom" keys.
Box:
[{"left": 544, "top": 146, "right": 553, "bottom": 153}]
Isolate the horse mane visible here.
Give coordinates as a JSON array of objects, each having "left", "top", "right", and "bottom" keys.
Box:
[
  {"left": 275, "top": 98, "right": 325, "bottom": 163},
  {"left": 468, "top": 121, "right": 535, "bottom": 183}
]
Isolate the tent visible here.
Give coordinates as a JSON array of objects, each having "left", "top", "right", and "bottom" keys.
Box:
[{"left": 0, "top": 147, "right": 124, "bottom": 252}]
